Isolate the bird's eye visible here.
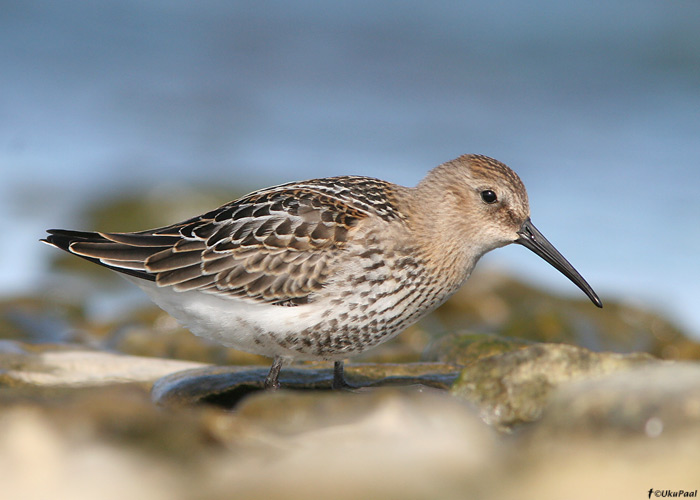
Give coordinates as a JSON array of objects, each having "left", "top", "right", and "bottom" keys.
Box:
[{"left": 480, "top": 190, "right": 498, "bottom": 204}]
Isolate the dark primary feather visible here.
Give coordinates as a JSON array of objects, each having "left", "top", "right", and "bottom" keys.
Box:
[
  {"left": 43, "top": 178, "right": 401, "bottom": 304},
  {"left": 43, "top": 229, "right": 158, "bottom": 281}
]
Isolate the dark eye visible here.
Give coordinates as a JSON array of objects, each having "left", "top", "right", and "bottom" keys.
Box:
[{"left": 480, "top": 190, "right": 498, "bottom": 204}]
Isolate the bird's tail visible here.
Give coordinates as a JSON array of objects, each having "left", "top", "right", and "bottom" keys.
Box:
[{"left": 42, "top": 229, "right": 174, "bottom": 281}]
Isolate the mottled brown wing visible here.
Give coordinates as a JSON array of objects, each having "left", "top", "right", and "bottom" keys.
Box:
[{"left": 46, "top": 181, "right": 375, "bottom": 305}]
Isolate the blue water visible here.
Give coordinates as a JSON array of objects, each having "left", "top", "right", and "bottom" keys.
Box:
[{"left": 2, "top": 1, "right": 699, "bottom": 337}]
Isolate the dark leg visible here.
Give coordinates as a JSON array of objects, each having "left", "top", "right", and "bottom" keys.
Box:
[
  {"left": 332, "top": 360, "right": 355, "bottom": 390},
  {"left": 265, "top": 356, "right": 284, "bottom": 390}
]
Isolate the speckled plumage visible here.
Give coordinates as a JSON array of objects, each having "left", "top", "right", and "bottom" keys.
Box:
[{"left": 44, "top": 154, "right": 601, "bottom": 389}]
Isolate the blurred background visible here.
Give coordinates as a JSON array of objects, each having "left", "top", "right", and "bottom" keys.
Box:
[{"left": 1, "top": 0, "right": 699, "bottom": 340}]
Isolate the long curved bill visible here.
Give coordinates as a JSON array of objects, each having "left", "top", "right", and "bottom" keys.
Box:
[{"left": 516, "top": 219, "right": 602, "bottom": 308}]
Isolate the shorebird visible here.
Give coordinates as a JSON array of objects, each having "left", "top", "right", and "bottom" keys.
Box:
[{"left": 43, "top": 154, "right": 602, "bottom": 389}]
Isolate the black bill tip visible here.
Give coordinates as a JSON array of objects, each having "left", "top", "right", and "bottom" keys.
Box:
[{"left": 516, "top": 219, "right": 602, "bottom": 308}]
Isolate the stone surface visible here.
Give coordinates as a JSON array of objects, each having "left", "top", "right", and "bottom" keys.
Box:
[
  {"left": 531, "top": 362, "right": 700, "bottom": 439},
  {"left": 493, "top": 363, "right": 700, "bottom": 500},
  {"left": 208, "top": 388, "right": 497, "bottom": 500},
  {"left": 1, "top": 338, "right": 699, "bottom": 499},
  {"left": 494, "top": 440, "right": 700, "bottom": 500},
  {"left": 0, "top": 406, "right": 178, "bottom": 500},
  {"left": 0, "top": 340, "right": 206, "bottom": 388},
  {"left": 451, "top": 343, "right": 656, "bottom": 429}
]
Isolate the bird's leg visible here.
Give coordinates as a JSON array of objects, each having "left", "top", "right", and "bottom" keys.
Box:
[
  {"left": 332, "top": 360, "right": 355, "bottom": 390},
  {"left": 264, "top": 356, "right": 284, "bottom": 390}
]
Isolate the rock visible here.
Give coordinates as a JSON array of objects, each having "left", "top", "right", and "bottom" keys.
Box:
[
  {"left": 0, "top": 405, "right": 180, "bottom": 500},
  {"left": 0, "top": 340, "right": 206, "bottom": 388},
  {"left": 495, "top": 441, "right": 699, "bottom": 500},
  {"left": 0, "top": 374, "right": 495, "bottom": 500},
  {"left": 203, "top": 388, "right": 497, "bottom": 500},
  {"left": 2, "top": 335, "right": 699, "bottom": 499},
  {"left": 493, "top": 362, "right": 700, "bottom": 500},
  {"left": 152, "top": 362, "right": 462, "bottom": 408},
  {"left": 531, "top": 362, "right": 700, "bottom": 439},
  {"left": 450, "top": 343, "right": 656, "bottom": 430}
]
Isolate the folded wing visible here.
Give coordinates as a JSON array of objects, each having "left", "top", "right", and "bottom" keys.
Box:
[{"left": 44, "top": 181, "right": 373, "bottom": 305}]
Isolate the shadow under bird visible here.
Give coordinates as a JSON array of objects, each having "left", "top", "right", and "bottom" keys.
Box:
[{"left": 43, "top": 154, "right": 602, "bottom": 389}]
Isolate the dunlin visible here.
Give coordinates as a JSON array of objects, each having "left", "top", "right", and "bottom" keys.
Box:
[{"left": 43, "top": 154, "right": 602, "bottom": 389}]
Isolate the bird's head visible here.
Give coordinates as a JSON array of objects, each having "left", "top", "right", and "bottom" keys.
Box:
[{"left": 417, "top": 154, "right": 602, "bottom": 307}]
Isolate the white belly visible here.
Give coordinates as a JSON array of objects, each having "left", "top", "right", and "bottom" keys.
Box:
[{"left": 127, "top": 277, "right": 329, "bottom": 359}]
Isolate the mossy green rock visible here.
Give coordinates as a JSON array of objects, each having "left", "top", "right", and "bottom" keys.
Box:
[{"left": 423, "top": 331, "right": 533, "bottom": 365}]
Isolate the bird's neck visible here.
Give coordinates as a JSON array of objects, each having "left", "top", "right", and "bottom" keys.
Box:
[{"left": 398, "top": 185, "right": 484, "bottom": 291}]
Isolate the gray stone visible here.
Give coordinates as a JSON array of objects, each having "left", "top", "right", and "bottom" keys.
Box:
[
  {"left": 451, "top": 343, "right": 656, "bottom": 430},
  {"left": 532, "top": 362, "right": 700, "bottom": 439},
  {"left": 493, "top": 362, "right": 700, "bottom": 500},
  {"left": 0, "top": 340, "right": 206, "bottom": 388},
  {"left": 205, "top": 388, "right": 497, "bottom": 500}
]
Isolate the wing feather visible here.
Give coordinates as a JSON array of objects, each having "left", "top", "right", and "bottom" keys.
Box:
[{"left": 44, "top": 176, "right": 402, "bottom": 304}]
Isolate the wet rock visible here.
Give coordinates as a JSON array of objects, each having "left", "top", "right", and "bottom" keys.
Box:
[
  {"left": 451, "top": 343, "right": 656, "bottom": 430},
  {"left": 0, "top": 340, "right": 206, "bottom": 388},
  {"left": 152, "top": 362, "right": 462, "bottom": 408}
]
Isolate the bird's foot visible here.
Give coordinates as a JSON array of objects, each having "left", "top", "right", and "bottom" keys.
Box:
[
  {"left": 264, "top": 356, "right": 284, "bottom": 390},
  {"left": 332, "top": 360, "right": 359, "bottom": 391}
]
